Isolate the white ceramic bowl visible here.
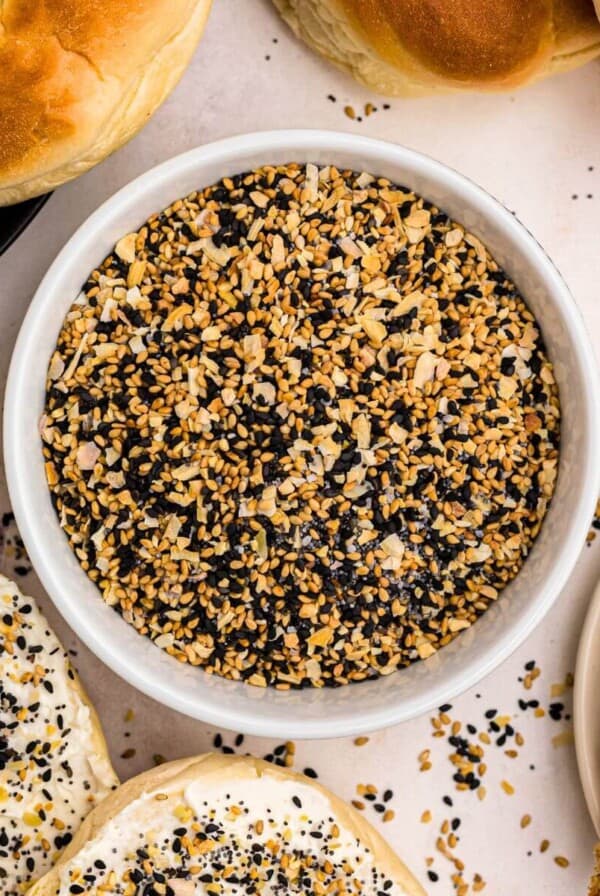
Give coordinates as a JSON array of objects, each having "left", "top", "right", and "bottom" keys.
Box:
[{"left": 5, "top": 131, "right": 599, "bottom": 739}]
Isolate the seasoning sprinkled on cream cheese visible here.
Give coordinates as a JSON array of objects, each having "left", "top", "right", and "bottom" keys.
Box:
[
  {"left": 51, "top": 757, "right": 418, "bottom": 896},
  {"left": 0, "top": 576, "right": 117, "bottom": 894}
]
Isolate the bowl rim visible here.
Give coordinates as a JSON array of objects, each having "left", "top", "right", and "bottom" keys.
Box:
[{"left": 5, "top": 129, "right": 600, "bottom": 738}]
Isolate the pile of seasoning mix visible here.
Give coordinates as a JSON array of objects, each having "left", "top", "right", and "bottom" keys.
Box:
[{"left": 41, "top": 164, "right": 560, "bottom": 689}]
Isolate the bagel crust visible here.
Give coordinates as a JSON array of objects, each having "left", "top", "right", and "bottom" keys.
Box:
[
  {"left": 0, "top": 0, "right": 213, "bottom": 205},
  {"left": 272, "top": 0, "right": 600, "bottom": 95}
]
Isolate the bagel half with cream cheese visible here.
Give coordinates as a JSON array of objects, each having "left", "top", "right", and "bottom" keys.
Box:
[
  {"left": 0, "top": 575, "right": 118, "bottom": 895},
  {"left": 28, "top": 753, "right": 426, "bottom": 896}
]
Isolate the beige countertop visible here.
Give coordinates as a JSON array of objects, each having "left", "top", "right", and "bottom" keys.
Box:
[{"left": 1, "top": 2, "right": 599, "bottom": 893}]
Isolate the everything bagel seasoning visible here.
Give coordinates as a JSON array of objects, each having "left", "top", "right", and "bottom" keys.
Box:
[{"left": 41, "top": 164, "right": 560, "bottom": 688}]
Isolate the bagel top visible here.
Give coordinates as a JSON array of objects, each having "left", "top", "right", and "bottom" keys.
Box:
[
  {"left": 272, "top": 0, "right": 600, "bottom": 95},
  {"left": 0, "top": 0, "right": 213, "bottom": 206},
  {"left": 29, "top": 753, "right": 426, "bottom": 896},
  {"left": 0, "top": 575, "right": 118, "bottom": 894}
]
